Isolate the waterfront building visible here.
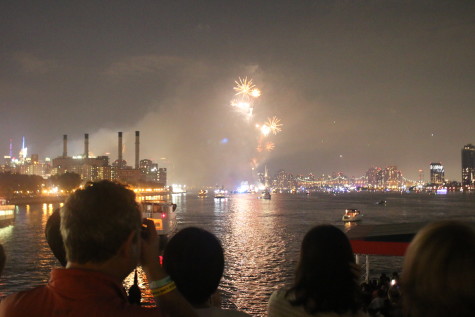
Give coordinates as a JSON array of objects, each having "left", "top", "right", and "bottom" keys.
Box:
[
  {"left": 95, "top": 166, "right": 114, "bottom": 181},
  {"left": 18, "top": 161, "right": 51, "bottom": 178},
  {"left": 273, "top": 169, "right": 296, "bottom": 191},
  {"left": 366, "top": 167, "right": 382, "bottom": 188},
  {"left": 158, "top": 168, "right": 167, "bottom": 186},
  {"left": 116, "top": 168, "right": 142, "bottom": 185},
  {"left": 429, "top": 163, "right": 445, "bottom": 185},
  {"left": 364, "top": 166, "right": 404, "bottom": 189},
  {"left": 140, "top": 159, "right": 159, "bottom": 183},
  {"left": 384, "top": 166, "right": 402, "bottom": 189},
  {"left": 462, "top": 144, "right": 475, "bottom": 191}
]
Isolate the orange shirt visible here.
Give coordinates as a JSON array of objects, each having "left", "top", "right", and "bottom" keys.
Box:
[{"left": 0, "top": 268, "right": 163, "bottom": 317}]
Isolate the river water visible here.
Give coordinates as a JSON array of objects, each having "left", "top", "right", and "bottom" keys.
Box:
[{"left": 1, "top": 192, "right": 474, "bottom": 316}]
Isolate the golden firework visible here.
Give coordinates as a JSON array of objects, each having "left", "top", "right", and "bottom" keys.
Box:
[
  {"left": 251, "top": 88, "right": 261, "bottom": 98},
  {"left": 265, "top": 142, "right": 275, "bottom": 151},
  {"left": 266, "top": 116, "right": 282, "bottom": 135},
  {"left": 234, "top": 77, "right": 256, "bottom": 97},
  {"left": 260, "top": 124, "right": 271, "bottom": 136}
]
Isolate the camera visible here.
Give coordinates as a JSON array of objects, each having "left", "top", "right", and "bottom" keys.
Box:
[{"left": 141, "top": 224, "right": 149, "bottom": 239}]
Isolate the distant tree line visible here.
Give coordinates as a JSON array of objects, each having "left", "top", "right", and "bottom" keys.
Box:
[
  {"left": 0, "top": 172, "right": 81, "bottom": 196},
  {"left": 49, "top": 172, "right": 81, "bottom": 192}
]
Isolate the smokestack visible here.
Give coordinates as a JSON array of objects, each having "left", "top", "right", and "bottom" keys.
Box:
[
  {"left": 118, "top": 132, "right": 123, "bottom": 168},
  {"left": 63, "top": 135, "right": 67, "bottom": 157},
  {"left": 135, "top": 131, "right": 140, "bottom": 169},
  {"left": 84, "top": 133, "right": 89, "bottom": 159}
]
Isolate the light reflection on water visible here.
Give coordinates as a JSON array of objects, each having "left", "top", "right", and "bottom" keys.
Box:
[{"left": 1, "top": 193, "right": 474, "bottom": 316}]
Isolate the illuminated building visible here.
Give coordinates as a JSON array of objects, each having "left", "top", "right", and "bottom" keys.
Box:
[
  {"left": 429, "top": 163, "right": 445, "bottom": 185},
  {"left": 462, "top": 144, "right": 475, "bottom": 191},
  {"left": 3, "top": 156, "right": 11, "bottom": 166},
  {"left": 384, "top": 166, "right": 402, "bottom": 189},
  {"left": 365, "top": 166, "right": 403, "bottom": 189},
  {"left": 366, "top": 167, "right": 382, "bottom": 187},
  {"left": 116, "top": 168, "right": 141, "bottom": 185},
  {"left": 273, "top": 170, "right": 296, "bottom": 190},
  {"left": 140, "top": 159, "right": 159, "bottom": 183}
]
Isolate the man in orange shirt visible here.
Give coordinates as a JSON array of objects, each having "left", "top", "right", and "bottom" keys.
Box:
[{"left": 0, "top": 180, "right": 197, "bottom": 317}]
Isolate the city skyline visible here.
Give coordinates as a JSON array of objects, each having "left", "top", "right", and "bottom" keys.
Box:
[
  {"left": 1, "top": 133, "right": 468, "bottom": 186},
  {"left": 1, "top": 1, "right": 474, "bottom": 185}
]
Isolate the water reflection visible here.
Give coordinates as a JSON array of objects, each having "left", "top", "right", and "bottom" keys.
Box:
[
  {"left": 1, "top": 203, "right": 63, "bottom": 297},
  {"left": 344, "top": 221, "right": 359, "bottom": 232},
  {"left": 219, "top": 194, "right": 292, "bottom": 316},
  {"left": 3, "top": 193, "right": 475, "bottom": 316},
  {"left": 123, "top": 267, "right": 155, "bottom": 306},
  {"left": 213, "top": 197, "right": 229, "bottom": 213}
]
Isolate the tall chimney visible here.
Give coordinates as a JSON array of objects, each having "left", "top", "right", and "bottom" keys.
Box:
[
  {"left": 63, "top": 135, "right": 68, "bottom": 157},
  {"left": 135, "top": 131, "right": 140, "bottom": 169},
  {"left": 118, "top": 132, "right": 123, "bottom": 168},
  {"left": 84, "top": 133, "right": 89, "bottom": 159}
]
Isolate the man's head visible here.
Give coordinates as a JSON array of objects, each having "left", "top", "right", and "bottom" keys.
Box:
[
  {"left": 45, "top": 208, "right": 67, "bottom": 266},
  {"left": 163, "top": 227, "right": 224, "bottom": 306},
  {"left": 60, "top": 180, "right": 142, "bottom": 265}
]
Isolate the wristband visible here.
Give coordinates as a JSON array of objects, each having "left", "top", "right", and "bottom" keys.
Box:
[
  {"left": 149, "top": 276, "right": 172, "bottom": 289},
  {"left": 151, "top": 281, "right": 176, "bottom": 297}
]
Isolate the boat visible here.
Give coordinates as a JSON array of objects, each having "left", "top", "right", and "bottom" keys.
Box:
[
  {"left": 0, "top": 198, "right": 15, "bottom": 227},
  {"left": 141, "top": 200, "right": 177, "bottom": 252},
  {"left": 260, "top": 189, "right": 271, "bottom": 200},
  {"left": 342, "top": 208, "right": 363, "bottom": 222},
  {"left": 214, "top": 188, "right": 227, "bottom": 199},
  {"left": 198, "top": 189, "right": 208, "bottom": 197},
  {"left": 376, "top": 200, "right": 387, "bottom": 205}
]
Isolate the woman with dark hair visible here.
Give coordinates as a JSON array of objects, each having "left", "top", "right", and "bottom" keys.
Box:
[
  {"left": 163, "top": 227, "right": 250, "bottom": 316},
  {"left": 268, "top": 225, "right": 367, "bottom": 317}
]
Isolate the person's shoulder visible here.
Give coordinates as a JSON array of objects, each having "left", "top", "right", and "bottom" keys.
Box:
[
  {"left": 195, "top": 306, "right": 251, "bottom": 317},
  {"left": 0, "top": 287, "right": 47, "bottom": 315},
  {"left": 269, "top": 288, "right": 288, "bottom": 302},
  {"left": 268, "top": 288, "right": 303, "bottom": 317}
]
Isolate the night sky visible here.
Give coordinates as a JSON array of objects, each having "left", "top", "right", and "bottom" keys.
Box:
[{"left": 1, "top": 1, "right": 474, "bottom": 186}]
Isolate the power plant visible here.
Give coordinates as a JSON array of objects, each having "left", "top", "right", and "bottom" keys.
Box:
[{"left": 51, "top": 131, "right": 166, "bottom": 186}]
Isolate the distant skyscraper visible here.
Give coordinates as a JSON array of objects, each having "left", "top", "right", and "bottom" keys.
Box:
[
  {"left": 461, "top": 144, "right": 475, "bottom": 190},
  {"left": 430, "top": 163, "right": 445, "bottom": 184},
  {"left": 158, "top": 168, "right": 167, "bottom": 186},
  {"left": 19, "top": 136, "right": 27, "bottom": 162}
]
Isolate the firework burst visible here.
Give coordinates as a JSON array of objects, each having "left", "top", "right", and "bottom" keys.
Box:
[
  {"left": 251, "top": 88, "right": 261, "bottom": 98},
  {"left": 265, "top": 142, "right": 275, "bottom": 151},
  {"left": 266, "top": 116, "right": 283, "bottom": 135},
  {"left": 229, "top": 77, "right": 283, "bottom": 179},
  {"left": 234, "top": 77, "right": 257, "bottom": 97}
]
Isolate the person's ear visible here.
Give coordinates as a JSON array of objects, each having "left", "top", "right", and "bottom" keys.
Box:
[{"left": 121, "top": 230, "right": 139, "bottom": 259}]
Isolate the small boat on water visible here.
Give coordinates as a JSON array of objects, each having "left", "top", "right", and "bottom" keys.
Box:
[
  {"left": 342, "top": 209, "right": 363, "bottom": 222},
  {"left": 141, "top": 200, "right": 177, "bottom": 252},
  {"left": 260, "top": 189, "right": 271, "bottom": 200},
  {"left": 214, "top": 189, "right": 228, "bottom": 199},
  {"left": 0, "top": 198, "right": 15, "bottom": 227},
  {"left": 198, "top": 189, "right": 208, "bottom": 197},
  {"left": 376, "top": 200, "right": 387, "bottom": 205}
]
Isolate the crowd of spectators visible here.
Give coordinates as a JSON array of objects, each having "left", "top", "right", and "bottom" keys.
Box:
[
  {"left": 0, "top": 180, "right": 474, "bottom": 317},
  {"left": 360, "top": 273, "right": 402, "bottom": 317}
]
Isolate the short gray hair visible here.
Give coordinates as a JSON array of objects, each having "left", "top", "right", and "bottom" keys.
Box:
[{"left": 60, "top": 180, "right": 142, "bottom": 264}]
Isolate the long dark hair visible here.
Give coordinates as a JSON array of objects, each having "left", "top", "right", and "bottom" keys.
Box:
[{"left": 287, "top": 225, "right": 361, "bottom": 314}]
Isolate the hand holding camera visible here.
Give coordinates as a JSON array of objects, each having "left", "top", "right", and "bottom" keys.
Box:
[{"left": 140, "top": 219, "right": 160, "bottom": 268}]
